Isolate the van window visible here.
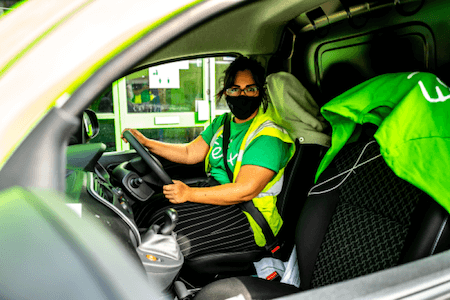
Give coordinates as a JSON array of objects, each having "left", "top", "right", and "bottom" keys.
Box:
[{"left": 89, "top": 56, "right": 234, "bottom": 152}]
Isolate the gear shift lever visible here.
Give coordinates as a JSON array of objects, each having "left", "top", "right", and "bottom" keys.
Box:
[
  {"left": 159, "top": 208, "right": 178, "bottom": 235},
  {"left": 137, "top": 207, "right": 183, "bottom": 291}
]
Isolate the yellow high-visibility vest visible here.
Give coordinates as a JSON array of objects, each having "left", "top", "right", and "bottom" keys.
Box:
[{"left": 205, "top": 108, "right": 295, "bottom": 246}]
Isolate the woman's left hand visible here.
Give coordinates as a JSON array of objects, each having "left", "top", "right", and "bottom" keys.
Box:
[{"left": 163, "top": 180, "right": 191, "bottom": 204}]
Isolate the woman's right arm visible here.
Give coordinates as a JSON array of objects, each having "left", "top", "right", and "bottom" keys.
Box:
[{"left": 121, "top": 128, "right": 209, "bottom": 165}]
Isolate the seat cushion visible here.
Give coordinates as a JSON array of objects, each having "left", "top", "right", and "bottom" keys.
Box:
[{"left": 298, "top": 140, "right": 423, "bottom": 289}]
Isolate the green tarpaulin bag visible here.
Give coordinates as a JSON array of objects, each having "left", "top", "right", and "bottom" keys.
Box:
[{"left": 316, "top": 72, "right": 450, "bottom": 213}]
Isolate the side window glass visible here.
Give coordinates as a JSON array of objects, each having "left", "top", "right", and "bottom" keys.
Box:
[
  {"left": 89, "top": 56, "right": 234, "bottom": 152},
  {"left": 215, "top": 56, "right": 234, "bottom": 114},
  {"left": 126, "top": 60, "right": 203, "bottom": 114},
  {"left": 90, "top": 86, "right": 113, "bottom": 113},
  {"left": 89, "top": 85, "right": 117, "bottom": 152}
]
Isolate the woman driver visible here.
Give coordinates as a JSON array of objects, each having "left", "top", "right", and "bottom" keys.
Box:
[{"left": 122, "top": 57, "right": 294, "bottom": 258}]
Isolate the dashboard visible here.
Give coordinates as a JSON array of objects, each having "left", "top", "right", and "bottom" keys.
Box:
[
  {"left": 65, "top": 142, "right": 146, "bottom": 255},
  {"left": 64, "top": 109, "right": 192, "bottom": 290},
  {"left": 65, "top": 139, "right": 187, "bottom": 291}
]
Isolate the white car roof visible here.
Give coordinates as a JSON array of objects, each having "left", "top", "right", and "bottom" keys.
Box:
[{"left": 0, "top": 0, "right": 196, "bottom": 168}]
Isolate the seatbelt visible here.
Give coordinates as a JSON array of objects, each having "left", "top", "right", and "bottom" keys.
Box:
[{"left": 222, "top": 113, "right": 282, "bottom": 258}]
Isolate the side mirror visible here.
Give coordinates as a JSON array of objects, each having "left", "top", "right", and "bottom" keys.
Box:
[{"left": 83, "top": 109, "right": 99, "bottom": 142}]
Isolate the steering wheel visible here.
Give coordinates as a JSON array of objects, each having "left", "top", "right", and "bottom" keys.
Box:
[{"left": 122, "top": 130, "right": 173, "bottom": 185}]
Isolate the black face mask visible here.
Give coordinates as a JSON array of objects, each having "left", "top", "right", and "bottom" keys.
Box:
[{"left": 226, "top": 95, "right": 262, "bottom": 120}]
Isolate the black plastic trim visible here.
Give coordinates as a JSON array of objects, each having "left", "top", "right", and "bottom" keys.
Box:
[{"left": 87, "top": 172, "right": 141, "bottom": 245}]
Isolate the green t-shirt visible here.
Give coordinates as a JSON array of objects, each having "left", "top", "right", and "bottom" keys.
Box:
[{"left": 201, "top": 114, "right": 290, "bottom": 184}]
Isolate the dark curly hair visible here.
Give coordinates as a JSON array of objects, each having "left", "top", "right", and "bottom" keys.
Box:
[{"left": 216, "top": 56, "right": 269, "bottom": 112}]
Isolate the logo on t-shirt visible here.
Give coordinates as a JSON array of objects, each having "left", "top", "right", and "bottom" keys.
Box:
[{"left": 211, "top": 134, "right": 238, "bottom": 166}]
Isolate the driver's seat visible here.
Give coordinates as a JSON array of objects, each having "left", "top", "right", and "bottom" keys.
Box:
[{"left": 180, "top": 139, "right": 326, "bottom": 283}]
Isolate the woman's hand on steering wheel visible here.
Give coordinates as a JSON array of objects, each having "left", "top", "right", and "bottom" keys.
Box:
[
  {"left": 121, "top": 128, "right": 147, "bottom": 146},
  {"left": 163, "top": 180, "right": 191, "bottom": 204},
  {"left": 121, "top": 128, "right": 173, "bottom": 185}
]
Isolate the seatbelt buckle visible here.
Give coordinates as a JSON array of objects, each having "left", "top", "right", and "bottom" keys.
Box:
[
  {"left": 266, "top": 240, "right": 283, "bottom": 259},
  {"left": 270, "top": 245, "right": 281, "bottom": 254},
  {"left": 266, "top": 271, "right": 281, "bottom": 281}
]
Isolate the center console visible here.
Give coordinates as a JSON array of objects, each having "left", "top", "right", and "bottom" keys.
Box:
[
  {"left": 87, "top": 170, "right": 184, "bottom": 293},
  {"left": 137, "top": 208, "right": 184, "bottom": 291}
]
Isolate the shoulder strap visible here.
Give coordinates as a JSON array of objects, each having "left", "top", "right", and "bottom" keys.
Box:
[
  {"left": 222, "top": 114, "right": 281, "bottom": 256},
  {"left": 222, "top": 113, "right": 234, "bottom": 181}
]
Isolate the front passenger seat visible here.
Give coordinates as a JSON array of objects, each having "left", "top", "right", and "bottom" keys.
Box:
[
  {"left": 195, "top": 72, "right": 450, "bottom": 299},
  {"left": 194, "top": 134, "right": 450, "bottom": 299}
]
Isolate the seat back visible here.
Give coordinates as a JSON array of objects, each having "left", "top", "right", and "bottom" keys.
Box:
[
  {"left": 276, "top": 140, "right": 326, "bottom": 257},
  {"left": 265, "top": 71, "right": 331, "bottom": 257},
  {"left": 295, "top": 136, "right": 450, "bottom": 290}
]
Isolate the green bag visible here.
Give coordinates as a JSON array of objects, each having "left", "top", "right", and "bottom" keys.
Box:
[{"left": 316, "top": 72, "right": 450, "bottom": 213}]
